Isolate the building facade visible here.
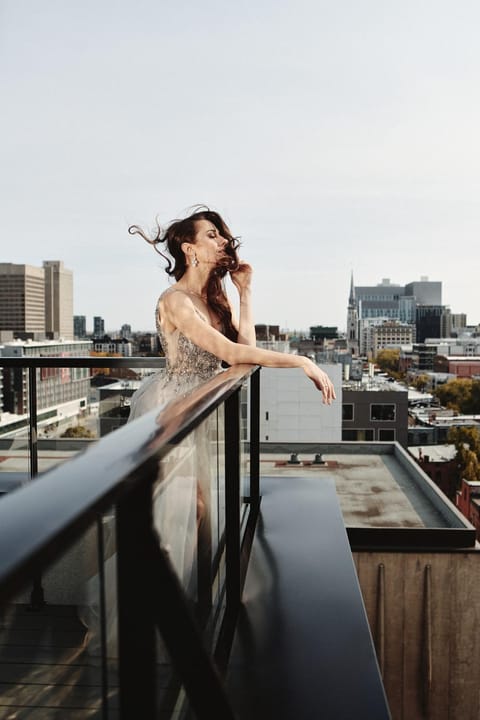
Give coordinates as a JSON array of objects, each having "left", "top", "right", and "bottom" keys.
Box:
[
  {"left": 0, "top": 263, "right": 46, "bottom": 336},
  {"left": 349, "top": 276, "right": 449, "bottom": 352},
  {"left": 93, "top": 316, "right": 105, "bottom": 337},
  {"left": 259, "top": 365, "right": 342, "bottom": 443},
  {"left": 364, "top": 321, "right": 414, "bottom": 358},
  {"left": 342, "top": 386, "right": 409, "bottom": 446},
  {"left": 43, "top": 261, "right": 73, "bottom": 339},
  {"left": 74, "top": 315, "right": 87, "bottom": 338},
  {"left": 1, "top": 339, "right": 92, "bottom": 417}
]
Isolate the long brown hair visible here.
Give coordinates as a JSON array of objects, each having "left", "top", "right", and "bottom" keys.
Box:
[{"left": 129, "top": 206, "right": 240, "bottom": 341}]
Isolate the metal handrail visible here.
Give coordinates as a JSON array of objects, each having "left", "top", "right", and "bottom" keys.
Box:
[
  {"left": 0, "top": 356, "right": 166, "bottom": 368},
  {"left": 0, "top": 361, "right": 260, "bottom": 719},
  {"left": 0, "top": 362, "right": 257, "bottom": 600}
]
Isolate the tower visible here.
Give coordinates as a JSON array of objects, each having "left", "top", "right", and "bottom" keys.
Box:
[
  {"left": 43, "top": 261, "right": 73, "bottom": 339},
  {"left": 346, "top": 272, "right": 358, "bottom": 354},
  {"left": 93, "top": 316, "right": 105, "bottom": 337},
  {"left": 0, "top": 263, "right": 46, "bottom": 336}
]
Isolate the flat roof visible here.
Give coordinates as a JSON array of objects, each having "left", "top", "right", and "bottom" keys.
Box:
[
  {"left": 258, "top": 443, "right": 475, "bottom": 547},
  {"left": 260, "top": 453, "right": 440, "bottom": 528},
  {"left": 408, "top": 444, "right": 457, "bottom": 463}
]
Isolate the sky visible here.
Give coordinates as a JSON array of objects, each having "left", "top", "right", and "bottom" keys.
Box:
[{"left": 1, "top": 0, "right": 480, "bottom": 334}]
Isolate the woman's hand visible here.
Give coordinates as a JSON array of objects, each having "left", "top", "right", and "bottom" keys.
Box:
[
  {"left": 230, "top": 262, "right": 253, "bottom": 295},
  {"left": 302, "top": 358, "right": 336, "bottom": 404}
]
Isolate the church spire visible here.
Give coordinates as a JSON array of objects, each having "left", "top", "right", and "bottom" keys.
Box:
[
  {"left": 348, "top": 271, "right": 355, "bottom": 306},
  {"left": 346, "top": 271, "right": 358, "bottom": 353}
]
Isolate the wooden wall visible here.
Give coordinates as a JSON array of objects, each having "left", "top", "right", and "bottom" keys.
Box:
[{"left": 353, "top": 551, "right": 480, "bottom": 720}]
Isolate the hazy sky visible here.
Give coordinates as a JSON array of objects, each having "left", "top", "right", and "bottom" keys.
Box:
[{"left": 1, "top": 1, "right": 479, "bottom": 333}]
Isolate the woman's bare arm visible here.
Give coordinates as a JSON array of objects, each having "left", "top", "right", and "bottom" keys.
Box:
[
  {"left": 229, "top": 263, "right": 256, "bottom": 346},
  {"left": 163, "top": 290, "right": 336, "bottom": 404}
]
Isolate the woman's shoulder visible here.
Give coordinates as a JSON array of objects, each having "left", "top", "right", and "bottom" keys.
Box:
[
  {"left": 158, "top": 286, "right": 191, "bottom": 309},
  {"left": 156, "top": 286, "right": 196, "bottom": 329}
]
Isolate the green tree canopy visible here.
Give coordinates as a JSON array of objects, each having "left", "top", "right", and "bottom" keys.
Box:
[
  {"left": 60, "top": 425, "right": 94, "bottom": 439},
  {"left": 411, "top": 374, "right": 430, "bottom": 392},
  {"left": 375, "top": 349, "right": 400, "bottom": 373},
  {"left": 447, "top": 426, "right": 480, "bottom": 457},
  {"left": 447, "top": 426, "right": 480, "bottom": 484},
  {"left": 434, "top": 379, "right": 480, "bottom": 414}
]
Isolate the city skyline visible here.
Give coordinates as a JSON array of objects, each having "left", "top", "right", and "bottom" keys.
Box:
[{"left": 2, "top": 2, "right": 480, "bottom": 332}]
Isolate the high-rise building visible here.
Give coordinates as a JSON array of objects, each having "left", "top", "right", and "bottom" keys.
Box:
[
  {"left": 93, "top": 316, "right": 105, "bottom": 337},
  {"left": 43, "top": 261, "right": 73, "bottom": 340},
  {"left": 120, "top": 323, "right": 132, "bottom": 339},
  {"left": 0, "top": 263, "right": 45, "bottom": 336},
  {"left": 404, "top": 278, "right": 442, "bottom": 306},
  {"left": 349, "top": 276, "right": 445, "bottom": 351},
  {"left": 74, "top": 315, "right": 87, "bottom": 338},
  {"left": 416, "top": 305, "right": 444, "bottom": 343}
]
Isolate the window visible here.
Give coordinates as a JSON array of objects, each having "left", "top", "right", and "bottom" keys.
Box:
[
  {"left": 342, "top": 429, "right": 374, "bottom": 441},
  {"left": 370, "top": 404, "right": 396, "bottom": 421},
  {"left": 378, "top": 429, "right": 395, "bottom": 441},
  {"left": 342, "top": 404, "right": 354, "bottom": 421}
]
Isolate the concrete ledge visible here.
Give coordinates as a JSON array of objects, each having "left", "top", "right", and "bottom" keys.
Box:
[{"left": 226, "top": 475, "right": 391, "bottom": 720}]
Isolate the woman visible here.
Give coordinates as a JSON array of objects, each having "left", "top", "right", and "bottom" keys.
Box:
[
  {"left": 128, "top": 206, "right": 336, "bottom": 416},
  {"left": 80, "top": 207, "right": 336, "bottom": 658}
]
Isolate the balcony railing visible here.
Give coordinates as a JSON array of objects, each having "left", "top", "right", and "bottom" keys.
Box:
[
  {"left": 0, "top": 357, "right": 260, "bottom": 718},
  {"left": 0, "top": 356, "right": 391, "bottom": 719}
]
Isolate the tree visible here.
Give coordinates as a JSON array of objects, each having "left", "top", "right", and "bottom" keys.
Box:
[
  {"left": 447, "top": 426, "right": 480, "bottom": 456},
  {"left": 433, "top": 379, "right": 480, "bottom": 414},
  {"left": 61, "top": 425, "right": 95, "bottom": 439},
  {"left": 447, "top": 426, "right": 480, "bottom": 484},
  {"left": 412, "top": 374, "right": 430, "bottom": 392},
  {"left": 375, "top": 349, "right": 400, "bottom": 373}
]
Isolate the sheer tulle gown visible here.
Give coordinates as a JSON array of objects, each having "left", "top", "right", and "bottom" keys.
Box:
[{"left": 81, "top": 290, "right": 223, "bottom": 656}]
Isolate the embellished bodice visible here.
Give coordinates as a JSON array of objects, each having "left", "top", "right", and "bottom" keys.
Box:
[
  {"left": 157, "top": 324, "right": 221, "bottom": 382},
  {"left": 128, "top": 293, "right": 222, "bottom": 420},
  {"left": 155, "top": 294, "right": 221, "bottom": 384}
]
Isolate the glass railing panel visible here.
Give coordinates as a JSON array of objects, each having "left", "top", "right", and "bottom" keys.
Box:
[
  {"left": 0, "top": 512, "right": 118, "bottom": 718},
  {"left": 0, "top": 362, "right": 166, "bottom": 485},
  {"left": 211, "top": 404, "right": 226, "bottom": 640},
  {"left": 96, "top": 367, "right": 162, "bottom": 438},
  {"left": 0, "top": 437, "right": 30, "bottom": 495},
  {"left": 150, "top": 407, "right": 224, "bottom": 716},
  {"left": 240, "top": 381, "right": 250, "bottom": 507}
]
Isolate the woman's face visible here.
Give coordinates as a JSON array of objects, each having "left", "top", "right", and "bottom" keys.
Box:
[{"left": 192, "top": 219, "right": 228, "bottom": 266}]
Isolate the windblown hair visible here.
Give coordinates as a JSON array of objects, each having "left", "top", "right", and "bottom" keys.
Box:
[{"left": 129, "top": 206, "right": 240, "bottom": 341}]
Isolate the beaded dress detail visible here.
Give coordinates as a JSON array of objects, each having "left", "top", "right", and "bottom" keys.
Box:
[{"left": 128, "top": 291, "right": 222, "bottom": 419}]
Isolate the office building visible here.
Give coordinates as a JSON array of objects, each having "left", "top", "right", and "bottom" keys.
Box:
[
  {"left": 93, "top": 316, "right": 105, "bottom": 337},
  {"left": 349, "top": 276, "right": 448, "bottom": 351},
  {"left": 74, "top": 315, "right": 87, "bottom": 339},
  {"left": 415, "top": 305, "right": 444, "bottom": 343},
  {"left": 43, "top": 261, "right": 73, "bottom": 340},
  {"left": 369, "top": 321, "right": 414, "bottom": 357},
  {"left": 1, "top": 339, "right": 91, "bottom": 417},
  {"left": 0, "top": 263, "right": 45, "bottom": 336},
  {"left": 120, "top": 324, "right": 132, "bottom": 339}
]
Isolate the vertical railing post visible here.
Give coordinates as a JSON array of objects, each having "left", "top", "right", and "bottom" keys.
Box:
[
  {"left": 224, "top": 388, "right": 241, "bottom": 609},
  {"left": 28, "top": 365, "right": 45, "bottom": 610},
  {"left": 96, "top": 515, "right": 109, "bottom": 719},
  {"left": 28, "top": 366, "right": 38, "bottom": 479},
  {"left": 116, "top": 473, "right": 157, "bottom": 719},
  {"left": 249, "top": 368, "right": 260, "bottom": 506}
]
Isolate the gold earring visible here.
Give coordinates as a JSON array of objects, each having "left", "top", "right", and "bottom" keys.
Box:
[{"left": 191, "top": 254, "right": 199, "bottom": 267}]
